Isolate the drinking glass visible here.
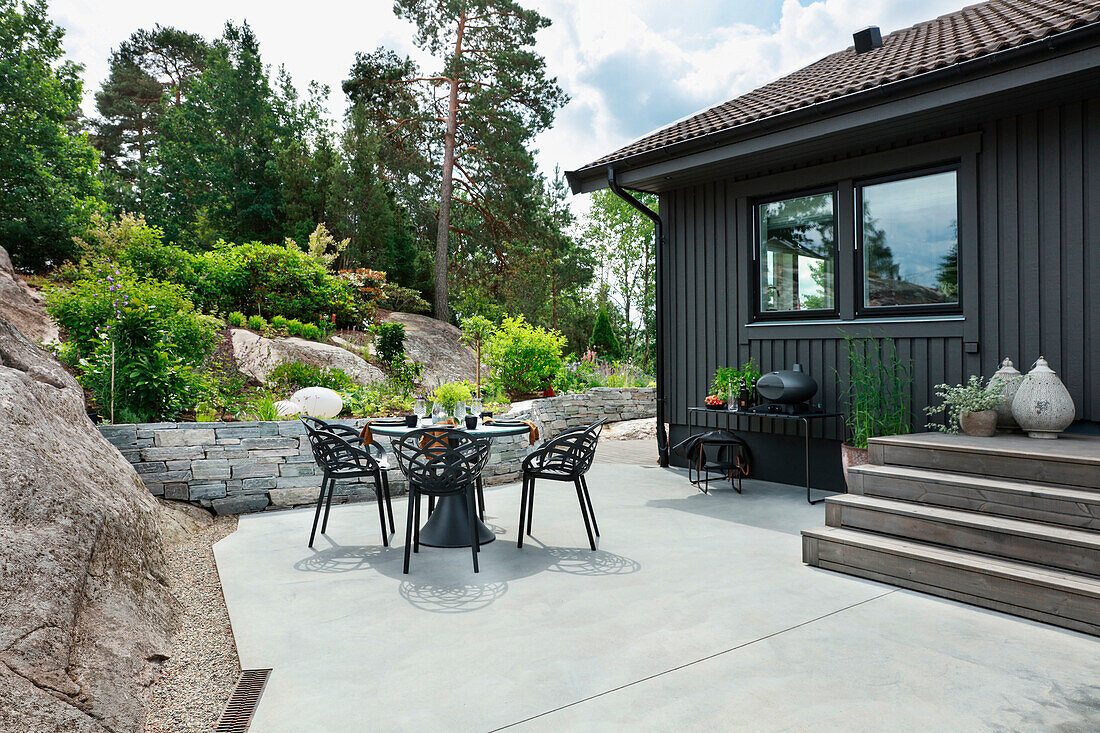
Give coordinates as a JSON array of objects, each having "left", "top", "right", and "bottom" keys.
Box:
[
  {"left": 470, "top": 398, "right": 483, "bottom": 418},
  {"left": 431, "top": 401, "right": 445, "bottom": 423},
  {"left": 454, "top": 401, "right": 467, "bottom": 421},
  {"left": 414, "top": 398, "right": 426, "bottom": 418}
]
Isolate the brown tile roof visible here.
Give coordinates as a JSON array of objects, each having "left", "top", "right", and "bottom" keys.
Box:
[{"left": 579, "top": 0, "right": 1100, "bottom": 171}]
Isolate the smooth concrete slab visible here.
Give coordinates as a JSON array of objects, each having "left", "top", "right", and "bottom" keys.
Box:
[{"left": 214, "top": 460, "right": 1100, "bottom": 731}]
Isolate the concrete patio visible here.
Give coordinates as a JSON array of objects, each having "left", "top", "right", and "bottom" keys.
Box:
[{"left": 214, "top": 441, "right": 1100, "bottom": 731}]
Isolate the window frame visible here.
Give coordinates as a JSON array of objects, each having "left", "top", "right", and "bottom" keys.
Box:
[
  {"left": 853, "top": 164, "right": 963, "bottom": 318},
  {"left": 751, "top": 185, "right": 841, "bottom": 322}
]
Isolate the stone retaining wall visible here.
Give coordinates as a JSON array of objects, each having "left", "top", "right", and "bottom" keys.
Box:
[{"left": 99, "top": 387, "right": 655, "bottom": 515}]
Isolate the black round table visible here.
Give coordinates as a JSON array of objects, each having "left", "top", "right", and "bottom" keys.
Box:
[{"left": 370, "top": 421, "right": 532, "bottom": 548}]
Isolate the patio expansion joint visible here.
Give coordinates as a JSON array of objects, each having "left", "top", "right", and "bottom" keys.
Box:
[{"left": 488, "top": 588, "right": 899, "bottom": 732}]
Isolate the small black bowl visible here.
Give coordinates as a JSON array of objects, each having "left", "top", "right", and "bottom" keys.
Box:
[
  {"left": 465, "top": 415, "right": 478, "bottom": 430},
  {"left": 404, "top": 414, "right": 418, "bottom": 427}
]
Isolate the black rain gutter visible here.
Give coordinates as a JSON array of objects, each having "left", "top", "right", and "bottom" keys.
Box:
[
  {"left": 607, "top": 167, "right": 669, "bottom": 467},
  {"left": 568, "top": 19, "right": 1100, "bottom": 194}
]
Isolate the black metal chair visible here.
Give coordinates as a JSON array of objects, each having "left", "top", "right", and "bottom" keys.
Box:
[
  {"left": 390, "top": 428, "right": 491, "bottom": 574},
  {"left": 300, "top": 415, "right": 396, "bottom": 533},
  {"left": 517, "top": 419, "right": 605, "bottom": 551},
  {"left": 301, "top": 419, "right": 394, "bottom": 548},
  {"left": 688, "top": 437, "right": 748, "bottom": 495}
]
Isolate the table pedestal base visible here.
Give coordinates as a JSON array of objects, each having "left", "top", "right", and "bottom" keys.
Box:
[{"left": 418, "top": 493, "right": 495, "bottom": 548}]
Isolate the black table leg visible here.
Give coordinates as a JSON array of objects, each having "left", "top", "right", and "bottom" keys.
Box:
[
  {"left": 417, "top": 492, "right": 496, "bottom": 548},
  {"left": 802, "top": 417, "right": 825, "bottom": 505}
]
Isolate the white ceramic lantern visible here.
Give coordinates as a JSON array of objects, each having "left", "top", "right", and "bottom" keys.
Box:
[
  {"left": 290, "top": 387, "right": 344, "bottom": 419},
  {"left": 989, "top": 357, "right": 1023, "bottom": 432},
  {"left": 274, "top": 400, "right": 302, "bottom": 418},
  {"left": 1011, "top": 357, "right": 1075, "bottom": 439}
]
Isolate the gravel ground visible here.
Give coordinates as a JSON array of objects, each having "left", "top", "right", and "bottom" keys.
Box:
[{"left": 145, "top": 503, "right": 240, "bottom": 733}]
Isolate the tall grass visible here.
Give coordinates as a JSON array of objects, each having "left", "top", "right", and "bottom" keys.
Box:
[{"left": 839, "top": 334, "right": 912, "bottom": 449}]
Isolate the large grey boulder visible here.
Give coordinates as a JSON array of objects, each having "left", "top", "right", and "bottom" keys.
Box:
[
  {"left": 231, "top": 328, "right": 385, "bottom": 387},
  {"left": 0, "top": 245, "right": 57, "bottom": 343},
  {"left": 379, "top": 311, "right": 482, "bottom": 387},
  {"left": 0, "top": 317, "right": 176, "bottom": 732}
]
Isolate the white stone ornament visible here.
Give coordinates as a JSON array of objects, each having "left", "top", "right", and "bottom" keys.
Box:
[
  {"left": 989, "top": 357, "right": 1023, "bottom": 432},
  {"left": 1011, "top": 356, "right": 1075, "bottom": 439},
  {"left": 289, "top": 387, "right": 344, "bottom": 419},
  {"left": 273, "top": 400, "right": 302, "bottom": 417}
]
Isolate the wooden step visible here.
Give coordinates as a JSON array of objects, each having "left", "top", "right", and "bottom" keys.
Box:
[
  {"left": 825, "top": 494, "right": 1100, "bottom": 577},
  {"left": 802, "top": 526, "right": 1100, "bottom": 636},
  {"left": 847, "top": 464, "right": 1100, "bottom": 531},
  {"left": 867, "top": 433, "right": 1100, "bottom": 489}
]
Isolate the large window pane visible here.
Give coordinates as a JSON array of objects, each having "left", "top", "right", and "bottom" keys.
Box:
[
  {"left": 758, "top": 192, "right": 835, "bottom": 313},
  {"left": 861, "top": 170, "right": 958, "bottom": 308}
]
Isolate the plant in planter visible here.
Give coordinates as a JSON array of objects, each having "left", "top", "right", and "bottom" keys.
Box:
[
  {"left": 838, "top": 335, "right": 912, "bottom": 484},
  {"left": 925, "top": 375, "right": 1004, "bottom": 436},
  {"left": 712, "top": 359, "right": 762, "bottom": 410}
]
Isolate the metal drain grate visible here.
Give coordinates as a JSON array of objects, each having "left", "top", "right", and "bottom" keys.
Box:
[{"left": 213, "top": 668, "right": 271, "bottom": 733}]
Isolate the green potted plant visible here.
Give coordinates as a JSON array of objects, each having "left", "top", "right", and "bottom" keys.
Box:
[
  {"left": 924, "top": 375, "right": 1004, "bottom": 437},
  {"left": 838, "top": 335, "right": 912, "bottom": 486}
]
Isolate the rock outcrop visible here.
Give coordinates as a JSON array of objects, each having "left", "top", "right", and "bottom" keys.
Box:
[
  {"left": 378, "top": 310, "right": 482, "bottom": 386},
  {"left": 0, "top": 245, "right": 57, "bottom": 343},
  {"left": 231, "top": 328, "right": 385, "bottom": 386},
  {"left": 0, "top": 316, "right": 176, "bottom": 732}
]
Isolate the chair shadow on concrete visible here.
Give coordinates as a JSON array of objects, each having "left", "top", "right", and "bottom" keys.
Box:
[{"left": 294, "top": 527, "right": 643, "bottom": 614}]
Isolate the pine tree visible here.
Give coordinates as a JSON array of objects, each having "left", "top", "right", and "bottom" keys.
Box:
[
  {"left": 590, "top": 301, "right": 622, "bottom": 359},
  {"left": 344, "top": 0, "right": 567, "bottom": 320}
]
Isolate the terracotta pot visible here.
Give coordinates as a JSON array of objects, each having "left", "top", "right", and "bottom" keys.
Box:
[
  {"left": 959, "top": 409, "right": 997, "bottom": 437},
  {"left": 840, "top": 443, "right": 869, "bottom": 489}
]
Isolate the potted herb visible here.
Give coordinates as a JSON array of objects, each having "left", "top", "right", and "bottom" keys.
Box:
[
  {"left": 925, "top": 375, "right": 1004, "bottom": 437},
  {"left": 711, "top": 359, "right": 761, "bottom": 410},
  {"left": 838, "top": 335, "right": 912, "bottom": 486}
]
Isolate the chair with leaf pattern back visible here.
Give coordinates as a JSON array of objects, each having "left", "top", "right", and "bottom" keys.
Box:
[
  {"left": 301, "top": 418, "right": 393, "bottom": 548},
  {"left": 390, "top": 428, "right": 491, "bottom": 574},
  {"left": 300, "top": 415, "right": 397, "bottom": 534},
  {"left": 517, "top": 419, "right": 605, "bottom": 551}
]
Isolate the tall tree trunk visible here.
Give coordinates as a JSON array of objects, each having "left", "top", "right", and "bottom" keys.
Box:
[{"left": 433, "top": 11, "right": 466, "bottom": 322}]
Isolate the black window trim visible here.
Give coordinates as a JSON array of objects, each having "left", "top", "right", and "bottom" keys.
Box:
[
  {"left": 751, "top": 184, "right": 841, "bottom": 322},
  {"left": 854, "top": 163, "right": 963, "bottom": 318}
]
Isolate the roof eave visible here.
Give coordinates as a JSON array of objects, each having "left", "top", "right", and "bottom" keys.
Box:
[{"left": 566, "top": 20, "right": 1100, "bottom": 195}]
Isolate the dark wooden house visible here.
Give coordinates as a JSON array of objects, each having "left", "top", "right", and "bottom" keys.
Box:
[{"left": 567, "top": 0, "right": 1100, "bottom": 490}]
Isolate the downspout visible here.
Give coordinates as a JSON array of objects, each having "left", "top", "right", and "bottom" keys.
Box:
[{"left": 607, "top": 168, "right": 669, "bottom": 467}]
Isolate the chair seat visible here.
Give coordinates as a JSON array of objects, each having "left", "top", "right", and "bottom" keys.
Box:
[{"left": 525, "top": 467, "right": 578, "bottom": 480}]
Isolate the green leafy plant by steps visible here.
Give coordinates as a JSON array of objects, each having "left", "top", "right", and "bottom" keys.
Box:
[
  {"left": 839, "top": 334, "right": 912, "bottom": 449},
  {"left": 924, "top": 375, "right": 1004, "bottom": 434}
]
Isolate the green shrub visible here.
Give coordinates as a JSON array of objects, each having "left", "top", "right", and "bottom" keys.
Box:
[
  {"left": 247, "top": 314, "right": 268, "bottom": 332},
  {"left": 270, "top": 315, "right": 290, "bottom": 332},
  {"left": 249, "top": 393, "right": 281, "bottom": 422},
  {"left": 557, "top": 359, "right": 602, "bottom": 393},
  {"left": 227, "top": 311, "right": 247, "bottom": 328},
  {"left": 298, "top": 323, "right": 323, "bottom": 341},
  {"left": 285, "top": 319, "right": 305, "bottom": 337},
  {"left": 432, "top": 381, "right": 473, "bottom": 413},
  {"left": 341, "top": 380, "right": 414, "bottom": 417},
  {"left": 267, "top": 362, "right": 354, "bottom": 393},
  {"left": 195, "top": 241, "right": 362, "bottom": 325},
  {"left": 590, "top": 304, "right": 622, "bottom": 359},
  {"left": 46, "top": 263, "right": 219, "bottom": 422},
  {"left": 484, "top": 316, "right": 566, "bottom": 397},
  {"left": 925, "top": 375, "right": 1003, "bottom": 434},
  {"left": 373, "top": 321, "right": 406, "bottom": 364}
]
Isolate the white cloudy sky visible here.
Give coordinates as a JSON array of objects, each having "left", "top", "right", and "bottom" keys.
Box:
[{"left": 54, "top": 0, "right": 967, "bottom": 207}]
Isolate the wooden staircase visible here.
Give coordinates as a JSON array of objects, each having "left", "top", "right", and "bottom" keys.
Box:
[{"left": 802, "top": 432, "right": 1100, "bottom": 636}]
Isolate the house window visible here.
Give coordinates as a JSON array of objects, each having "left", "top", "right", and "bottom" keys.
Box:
[
  {"left": 756, "top": 191, "right": 836, "bottom": 316},
  {"left": 857, "top": 169, "right": 959, "bottom": 312}
]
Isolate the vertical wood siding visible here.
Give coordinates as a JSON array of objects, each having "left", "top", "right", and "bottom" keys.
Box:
[{"left": 659, "top": 97, "right": 1098, "bottom": 460}]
